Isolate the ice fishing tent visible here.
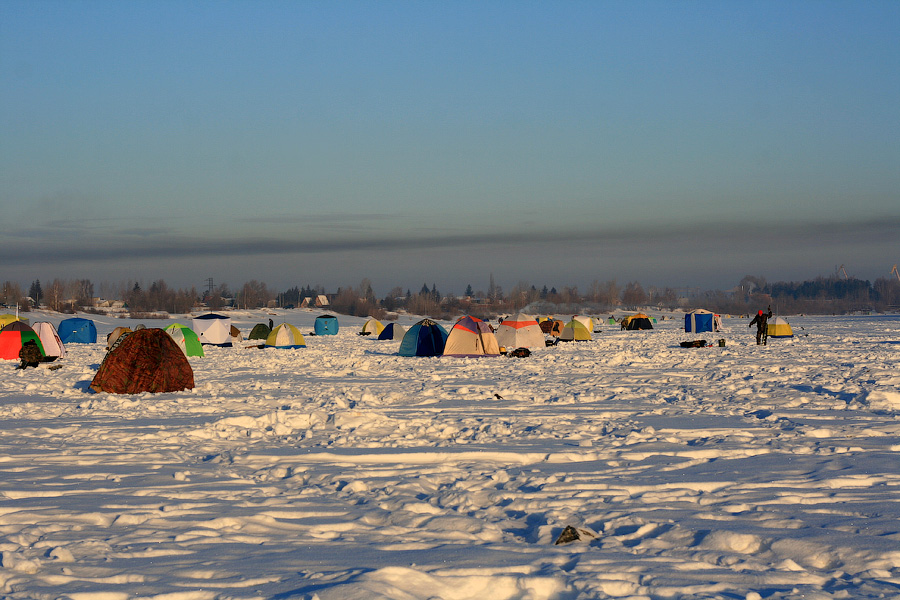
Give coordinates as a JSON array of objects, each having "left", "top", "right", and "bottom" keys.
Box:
[
  {"left": 32, "top": 321, "right": 66, "bottom": 359},
  {"left": 107, "top": 326, "right": 132, "bottom": 350},
  {"left": 359, "top": 319, "right": 384, "bottom": 336},
  {"left": 573, "top": 315, "right": 594, "bottom": 332},
  {"left": 443, "top": 316, "right": 500, "bottom": 357},
  {"left": 90, "top": 328, "right": 194, "bottom": 394},
  {"left": 539, "top": 319, "right": 565, "bottom": 336},
  {"left": 164, "top": 324, "right": 204, "bottom": 357},
  {"left": 621, "top": 313, "right": 654, "bottom": 330},
  {"left": 248, "top": 323, "right": 271, "bottom": 340},
  {"left": 58, "top": 317, "right": 97, "bottom": 344},
  {"left": 265, "top": 323, "right": 306, "bottom": 348},
  {"left": 0, "top": 321, "right": 45, "bottom": 360},
  {"left": 229, "top": 325, "right": 243, "bottom": 345},
  {"left": 398, "top": 319, "right": 448, "bottom": 357},
  {"left": 495, "top": 313, "right": 545, "bottom": 349},
  {"left": 377, "top": 322, "right": 406, "bottom": 340},
  {"left": 192, "top": 313, "right": 233, "bottom": 346},
  {"left": 559, "top": 319, "right": 592, "bottom": 341},
  {"left": 0, "top": 314, "right": 27, "bottom": 328},
  {"left": 314, "top": 314, "right": 339, "bottom": 336},
  {"left": 767, "top": 317, "right": 794, "bottom": 338},
  {"left": 684, "top": 309, "right": 723, "bottom": 334}
]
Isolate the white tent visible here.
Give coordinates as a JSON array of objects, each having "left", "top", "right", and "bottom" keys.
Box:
[
  {"left": 443, "top": 316, "right": 500, "bottom": 357},
  {"left": 192, "top": 313, "right": 233, "bottom": 346},
  {"left": 495, "top": 313, "right": 545, "bottom": 349},
  {"left": 32, "top": 321, "right": 66, "bottom": 359}
]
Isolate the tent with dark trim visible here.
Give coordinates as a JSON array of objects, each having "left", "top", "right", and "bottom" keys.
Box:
[
  {"left": 314, "top": 315, "right": 339, "bottom": 336},
  {"left": 192, "top": 313, "right": 233, "bottom": 346},
  {"left": 377, "top": 323, "right": 406, "bottom": 340},
  {"left": 398, "top": 319, "right": 448, "bottom": 357},
  {"left": 621, "top": 313, "right": 654, "bottom": 330}
]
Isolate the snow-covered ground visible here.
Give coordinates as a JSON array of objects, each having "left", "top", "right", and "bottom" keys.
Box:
[{"left": 2, "top": 309, "right": 899, "bottom": 600}]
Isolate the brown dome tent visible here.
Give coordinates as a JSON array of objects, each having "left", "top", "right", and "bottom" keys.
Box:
[{"left": 90, "top": 328, "right": 194, "bottom": 394}]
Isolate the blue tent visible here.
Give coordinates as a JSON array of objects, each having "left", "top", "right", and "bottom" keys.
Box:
[
  {"left": 377, "top": 322, "right": 406, "bottom": 340},
  {"left": 398, "top": 319, "right": 448, "bottom": 357},
  {"left": 314, "top": 314, "right": 339, "bottom": 336},
  {"left": 57, "top": 317, "right": 98, "bottom": 344},
  {"left": 684, "top": 309, "right": 721, "bottom": 334}
]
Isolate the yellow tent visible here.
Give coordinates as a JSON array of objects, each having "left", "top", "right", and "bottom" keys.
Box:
[
  {"left": 767, "top": 317, "right": 794, "bottom": 338},
  {"left": 0, "top": 314, "right": 26, "bottom": 328},
  {"left": 621, "top": 313, "right": 653, "bottom": 330},
  {"left": 559, "top": 319, "right": 591, "bottom": 341},
  {"left": 266, "top": 323, "right": 306, "bottom": 348},
  {"left": 360, "top": 318, "right": 385, "bottom": 336}
]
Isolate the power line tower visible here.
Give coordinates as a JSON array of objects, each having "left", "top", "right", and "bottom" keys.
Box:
[{"left": 206, "top": 278, "right": 214, "bottom": 296}]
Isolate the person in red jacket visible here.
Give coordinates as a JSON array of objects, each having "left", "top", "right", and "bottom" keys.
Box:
[{"left": 749, "top": 306, "right": 773, "bottom": 345}]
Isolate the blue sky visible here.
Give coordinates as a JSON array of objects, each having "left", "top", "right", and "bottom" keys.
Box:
[{"left": 2, "top": 0, "right": 898, "bottom": 296}]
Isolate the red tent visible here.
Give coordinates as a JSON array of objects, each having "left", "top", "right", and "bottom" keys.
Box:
[{"left": 0, "top": 321, "right": 44, "bottom": 360}]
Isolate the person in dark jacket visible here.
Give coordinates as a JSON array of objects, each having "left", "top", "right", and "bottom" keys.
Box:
[
  {"left": 17, "top": 340, "right": 42, "bottom": 369},
  {"left": 749, "top": 306, "right": 773, "bottom": 345}
]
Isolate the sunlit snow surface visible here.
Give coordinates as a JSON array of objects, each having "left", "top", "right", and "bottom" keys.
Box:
[{"left": 2, "top": 310, "right": 899, "bottom": 600}]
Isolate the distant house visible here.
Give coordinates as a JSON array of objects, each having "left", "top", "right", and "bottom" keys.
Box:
[
  {"left": 300, "top": 297, "right": 311, "bottom": 308},
  {"left": 315, "top": 295, "right": 330, "bottom": 307}
]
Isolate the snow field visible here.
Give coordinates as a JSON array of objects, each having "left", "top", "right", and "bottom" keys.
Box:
[{"left": 1, "top": 311, "right": 899, "bottom": 599}]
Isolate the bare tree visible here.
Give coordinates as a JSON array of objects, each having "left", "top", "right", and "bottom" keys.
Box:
[{"left": 621, "top": 281, "right": 647, "bottom": 309}]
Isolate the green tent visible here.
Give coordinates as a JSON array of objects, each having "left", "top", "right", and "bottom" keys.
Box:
[{"left": 164, "top": 324, "right": 205, "bottom": 357}]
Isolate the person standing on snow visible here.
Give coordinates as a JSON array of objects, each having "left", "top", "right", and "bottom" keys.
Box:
[{"left": 749, "top": 306, "right": 773, "bottom": 345}]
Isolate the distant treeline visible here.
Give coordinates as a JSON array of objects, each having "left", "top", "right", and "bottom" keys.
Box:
[
  {"left": 3, "top": 273, "right": 899, "bottom": 318},
  {"left": 689, "top": 275, "right": 900, "bottom": 316}
]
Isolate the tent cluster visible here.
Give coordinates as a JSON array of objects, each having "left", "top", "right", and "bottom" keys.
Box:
[
  {"left": 358, "top": 319, "right": 406, "bottom": 340},
  {"left": 396, "top": 313, "right": 558, "bottom": 357},
  {"left": 0, "top": 318, "right": 68, "bottom": 363},
  {"left": 12, "top": 307, "right": 800, "bottom": 393}
]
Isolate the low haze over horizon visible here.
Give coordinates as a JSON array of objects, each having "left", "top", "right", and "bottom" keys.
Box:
[{"left": 2, "top": 1, "right": 898, "bottom": 296}]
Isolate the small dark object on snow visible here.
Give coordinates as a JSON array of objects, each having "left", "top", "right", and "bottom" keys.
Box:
[
  {"left": 545, "top": 338, "right": 558, "bottom": 347},
  {"left": 494, "top": 393, "right": 503, "bottom": 399},
  {"left": 17, "top": 340, "right": 42, "bottom": 369},
  {"left": 508, "top": 347, "right": 531, "bottom": 358},
  {"left": 554, "top": 525, "right": 596, "bottom": 545},
  {"left": 679, "top": 339, "right": 707, "bottom": 348}
]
